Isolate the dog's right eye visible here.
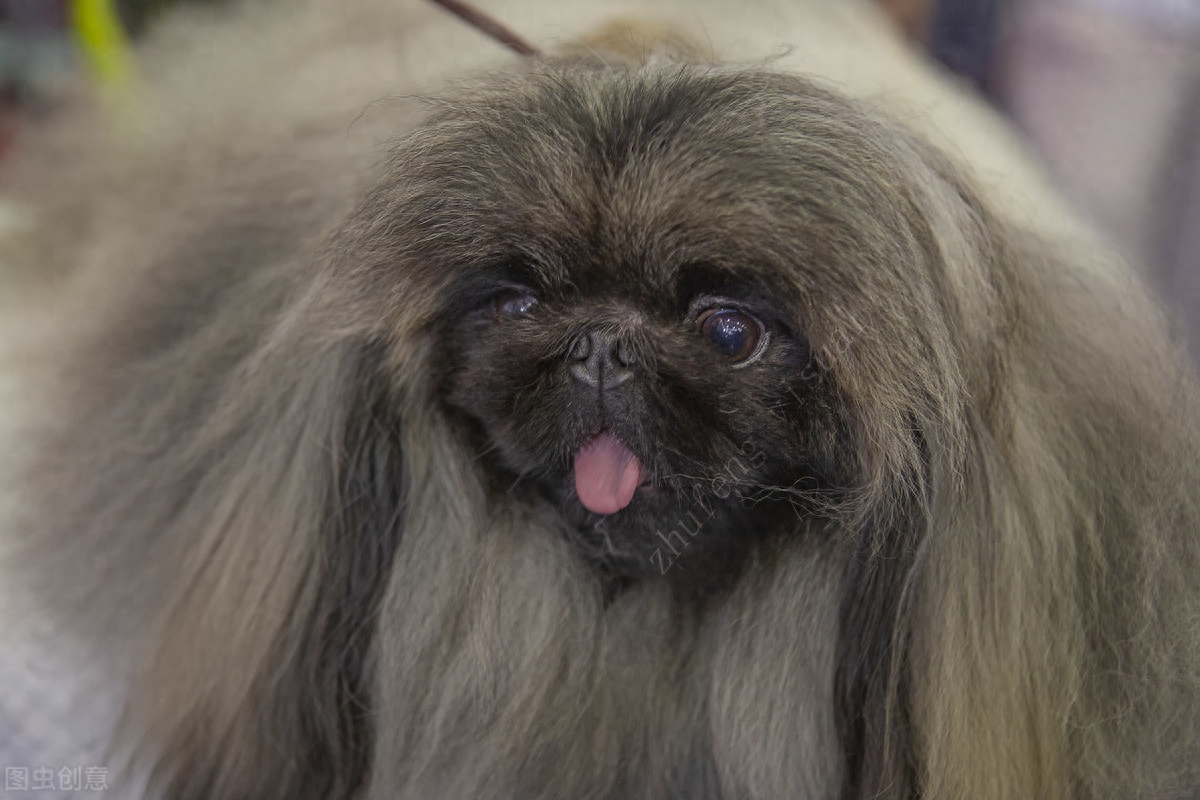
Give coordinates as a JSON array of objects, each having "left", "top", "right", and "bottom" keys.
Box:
[{"left": 493, "top": 289, "right": 539, "bottom": 318}]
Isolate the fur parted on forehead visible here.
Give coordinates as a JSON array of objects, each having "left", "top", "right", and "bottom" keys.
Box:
[{"left": 349, "top": 64, "right": 984, "bottom": 323}]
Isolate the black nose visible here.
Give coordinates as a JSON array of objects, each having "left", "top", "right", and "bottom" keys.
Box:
[{"left": 569, "top": 328, "right": 636, "bottom": 388}]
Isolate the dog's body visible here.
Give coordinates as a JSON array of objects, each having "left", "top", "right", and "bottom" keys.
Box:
[{"left": 2, "top": 2, "right": 1198, "bottom": 799}]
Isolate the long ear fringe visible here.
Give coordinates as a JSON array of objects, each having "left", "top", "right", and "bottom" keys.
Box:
[
  {"left": 827, "top": 131, "right": 1200, "bottom": 798},
  {"left": 906, "top": 231, "right": 1200, "bottom": 800},
  {"left": 14, "top": 266, "right": 405, "bottom": 799},
  {"left": 129, "top": 323, "right": 409, "bottom": 800}
]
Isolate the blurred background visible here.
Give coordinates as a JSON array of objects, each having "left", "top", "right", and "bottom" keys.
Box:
[{"left": 1, "top": 0, "right": 1198, "bottom": 358}]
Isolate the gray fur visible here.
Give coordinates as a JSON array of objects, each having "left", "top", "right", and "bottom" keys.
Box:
[{"left": 4, "top": 9, "right": 1199, "bottom": 800}]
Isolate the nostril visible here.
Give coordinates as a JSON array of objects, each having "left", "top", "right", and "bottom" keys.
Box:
[
  {"left": 570, "top": 333, "right": 592, "bottom": 362},
  {"left": 615, "top": 339, "right": 636, "bottom": 368}
]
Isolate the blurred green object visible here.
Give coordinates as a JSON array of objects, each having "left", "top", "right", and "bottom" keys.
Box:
[
  {"left": 68, "top": 0, "right": 147, "bottom": 124},
  {"left": 0, "top": 0, "right": 221, "bottom": 110},
  {"left": 73, "top": 0, "right": 135, "bottom": 92}
]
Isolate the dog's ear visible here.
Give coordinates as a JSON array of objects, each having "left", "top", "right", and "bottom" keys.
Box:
[
  {"left": 823, "top": 123, "right": 1200, "bottom": 798},
  {"left": 122, "top": 321, "right": 407, "bottom": 800},
  {"left": 805, "top": 130, "right": 998, "bottom": 800},
  {"left": 838, "top": 130, "right": 1200, "bottom": 798},
  {"left": 910, "top": 227, "right": 1200, "bottom": 800},
  {"left": 13, "top": 248, "right": 408, "bottom": 798}
]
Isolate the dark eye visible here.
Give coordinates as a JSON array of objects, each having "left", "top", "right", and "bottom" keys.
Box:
[
  {"left": 697, "top": 308, "right": 768, "bottom": 364},
  {"left": 494, "top": 289, "right": 539, "bottom": 317}
]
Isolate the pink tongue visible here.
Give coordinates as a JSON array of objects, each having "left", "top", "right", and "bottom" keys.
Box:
[{"left": 573, "top": 433, "right": 643, "bottom": 515}]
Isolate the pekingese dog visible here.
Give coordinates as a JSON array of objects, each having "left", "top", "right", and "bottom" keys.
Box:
[{"left": 2, "top": 1, "right": 1198, "bottom": 799}]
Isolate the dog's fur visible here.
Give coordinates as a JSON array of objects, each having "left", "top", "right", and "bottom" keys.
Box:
[{"left": 3, "top": 1, "right": 1199, "bottom": 799}]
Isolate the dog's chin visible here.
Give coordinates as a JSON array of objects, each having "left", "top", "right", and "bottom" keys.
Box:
[{"left": 534, "top": 469, "right": 762, "bottom": 593}]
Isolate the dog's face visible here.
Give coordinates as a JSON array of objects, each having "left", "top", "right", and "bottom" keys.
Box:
[
  {"left": 363, "top": 67, "right": 949, "bottom": 586},
  {"left": 440, "top": 243, "right": 823, "bottom": 584}
]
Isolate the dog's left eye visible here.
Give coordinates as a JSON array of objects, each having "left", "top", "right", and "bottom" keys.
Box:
[{"left": 697, "top": 308, "right": 769, "bottom": 364}]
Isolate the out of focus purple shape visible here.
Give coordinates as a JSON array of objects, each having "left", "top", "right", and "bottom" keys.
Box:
[{"left": 992, "top": 0, "right": 1200, "bottom": 360}]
